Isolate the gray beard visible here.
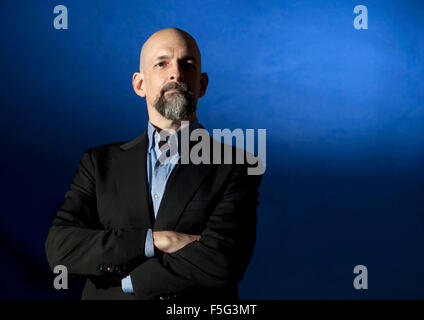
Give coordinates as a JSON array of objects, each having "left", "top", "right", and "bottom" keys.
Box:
[{"left": 153, "top": 91, "right": 196, "bottom": 121}]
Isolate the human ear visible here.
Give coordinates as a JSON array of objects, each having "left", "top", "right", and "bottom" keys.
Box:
[
  {"left": 198, "top": 72, "right": 208, "bottom": 98},
  {"left": 132, "top": 72, "right": 146, "bottom": 98}
]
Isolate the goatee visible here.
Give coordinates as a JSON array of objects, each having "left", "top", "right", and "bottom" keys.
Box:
[{"left": 153, "top": 82, "right": 196, "bottom": 121}]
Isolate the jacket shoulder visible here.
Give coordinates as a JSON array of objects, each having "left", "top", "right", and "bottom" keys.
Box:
[
  {"left": 84, "top": 130, "right": 146, "bottom": 157},
  {"left": 85, "top": 141, "right": 126, "bottom": 159}
]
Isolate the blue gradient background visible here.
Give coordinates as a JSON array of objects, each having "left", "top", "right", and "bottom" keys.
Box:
[{"left": 1, "top": 0, "right": 423, "bottom": 299}]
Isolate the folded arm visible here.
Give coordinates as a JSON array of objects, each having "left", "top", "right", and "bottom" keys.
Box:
[
  {"left": 45, "top": 150, "right": 149, "bottom": 278},
  {"left": 130, "top": 163, "right": 262, "bottom": 299}
]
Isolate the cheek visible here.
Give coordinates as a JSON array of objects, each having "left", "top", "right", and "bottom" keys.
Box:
[
  {"left": 191, "top": 83, "right": 200, "bottom": 98},
  {"left": 190, "top": 75, "right": 201, "bottom": 94},
  {"left": 145, "top": 81, "right": 162, "bottom": 103}
]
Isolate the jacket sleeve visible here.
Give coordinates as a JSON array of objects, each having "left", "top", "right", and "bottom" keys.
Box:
[
  {"left": 130, "top": 163, "right": 263, "bottom": 299},
  {"left": 45, "top": 149, "right": 148, "bottom": 278}
]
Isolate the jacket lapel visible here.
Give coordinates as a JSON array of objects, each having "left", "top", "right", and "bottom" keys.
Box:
[
  {"left": 118, "top": 126, "right": 216, "bottom": 231},
  {"left": 153, "top": 123, "right": 217, "bottom": 230},
  {"left": 153, "top": 159, "right": 215, "bottom": 230},
  {"left": 118, "top": 130, "right": 154, "bottom": 228}
]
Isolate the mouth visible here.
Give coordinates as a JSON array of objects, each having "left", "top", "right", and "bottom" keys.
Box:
[{"left": 165, "top": 89, "right": 185, "bottom": 94}]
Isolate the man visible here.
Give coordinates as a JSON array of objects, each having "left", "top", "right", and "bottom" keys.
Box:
[{"left": 45, "top": 28, "right": 263, "bottom": 300}]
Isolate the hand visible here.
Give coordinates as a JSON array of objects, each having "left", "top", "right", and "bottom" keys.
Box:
[{"left": 153, "top": 231, "right": 201, "bottom": 254}]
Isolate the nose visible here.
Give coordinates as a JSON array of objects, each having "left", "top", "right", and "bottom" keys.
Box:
[{"left": 168, "top": 62, "right": 184, "bottom": 82}]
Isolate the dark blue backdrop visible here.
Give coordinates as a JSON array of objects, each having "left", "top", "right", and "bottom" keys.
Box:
[{"left": 1, "top": 0, "right": 423, "bottom": 299}]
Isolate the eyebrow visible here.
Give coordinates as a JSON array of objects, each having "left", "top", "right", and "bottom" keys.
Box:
[{"left": 153, "top": 55, "right": 197, "bottom": 63}]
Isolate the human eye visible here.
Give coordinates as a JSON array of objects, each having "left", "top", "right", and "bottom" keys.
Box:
[
  {"left": 155, "top": 61, "right": 167, "bottom": 68},
  {"left": 182, "top": 60, "right": 196, "bottom": 69}
]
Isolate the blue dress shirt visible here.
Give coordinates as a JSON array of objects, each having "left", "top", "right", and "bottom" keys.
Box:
[{"left": 122, "top": 119, "right": 200, "bottom": 293}]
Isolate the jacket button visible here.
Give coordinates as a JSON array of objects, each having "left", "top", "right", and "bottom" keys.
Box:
[{"left": 159, "top": 294, "right": 170, "bottom": 301}]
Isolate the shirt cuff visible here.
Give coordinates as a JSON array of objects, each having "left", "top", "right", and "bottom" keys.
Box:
[
  {"left": 121, "top": 229, "right": 154, "bottom": 293},
  {"left": 121, "top": 275, "right": 134, "bottom": 293},
  {"left": 144, "top": 228, "right": 155, "bottom": 258}
]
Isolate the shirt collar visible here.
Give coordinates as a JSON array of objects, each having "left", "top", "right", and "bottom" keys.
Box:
[{"left": 147, "top": 119, "right": 200, "bottom": 154}]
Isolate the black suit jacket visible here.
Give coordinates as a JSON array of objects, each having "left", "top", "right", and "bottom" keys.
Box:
[{"left": 45, "top": 126, "right": 263, "bottom": 300}]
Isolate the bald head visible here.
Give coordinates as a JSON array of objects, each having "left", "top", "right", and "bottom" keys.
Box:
[
  {"left": 132, "top": 27, "right": 208, "bottom": 127},
  {"left": 139, "top": 28, "right": 201, "bottom": 73}
]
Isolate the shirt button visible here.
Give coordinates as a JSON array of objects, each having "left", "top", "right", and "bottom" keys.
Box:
[{"left": 154, "top": 193, "right": 159, "bottom": 200}]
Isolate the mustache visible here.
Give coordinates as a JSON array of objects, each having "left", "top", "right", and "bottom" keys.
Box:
[{"left": 161, "top": 82, "right": 192, "bottom": 95}]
